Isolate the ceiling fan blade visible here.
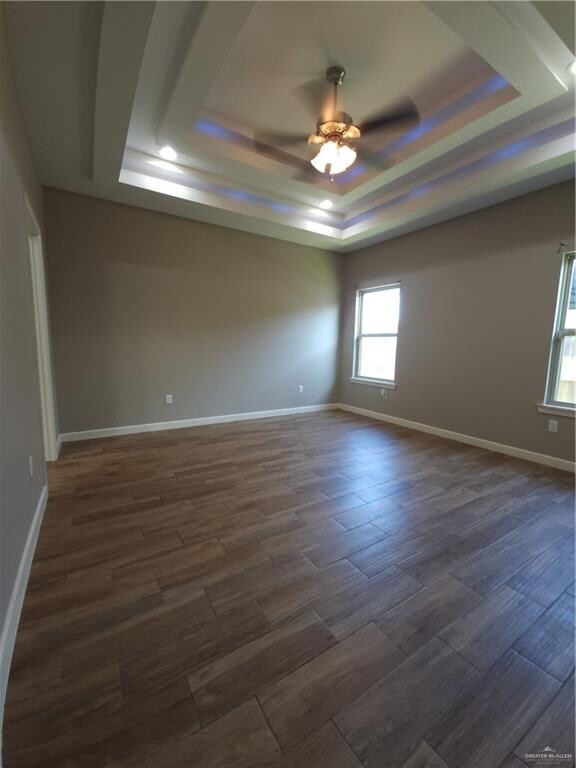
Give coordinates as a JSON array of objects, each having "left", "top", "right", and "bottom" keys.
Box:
[
  {"left": 355, "top": 146, "right": 391, "bottom": 171},
  {"left": 293, "top": 160, "right": 329, "bottom": 184},
  {"left": 359, "top": 99, "right": 420, "bottom": 135},
  {"left": 294, "top": 78, "right": 332, "bottom": 123},
  {"left": 254, "top": 130, "right": 309, "bottom": 147},
  {"left": 249, "top": 141, "right": 303, "bottom": 170}
]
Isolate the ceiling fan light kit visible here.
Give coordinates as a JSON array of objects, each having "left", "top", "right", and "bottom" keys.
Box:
[
  {"left": 310, "top": 140, "right": 356, "bottom": 174},
  {"left": 309, "top": 66, "right": 361, "bottom": 175},
  {"left": 254, "top": 65, "right": 420, "bottom": 182}
]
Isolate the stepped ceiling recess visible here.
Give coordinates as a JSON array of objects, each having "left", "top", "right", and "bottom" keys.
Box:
[{"left": 6, "top": 1, "right": 576, "bottom": 251}]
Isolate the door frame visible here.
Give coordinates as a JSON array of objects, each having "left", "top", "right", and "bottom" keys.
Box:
[{"left": 25, "top": 197, "right": 58, "bottom": 462}]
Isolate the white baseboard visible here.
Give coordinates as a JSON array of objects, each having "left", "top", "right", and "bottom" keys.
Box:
[
  {"left": 0, "top": 485, "right": 48, "bottom": 758},
  {"left": 337, "top": 403, "right": 575, "bottom": 473},
  {"left": 60, "top": 403, "right": 340, "bottom": 443},
  {"left": 57, "top": 401, "right": 575, "bottom": 472},
  {"left": 55, "top": 433, "right": 62, "bottom": 459}
]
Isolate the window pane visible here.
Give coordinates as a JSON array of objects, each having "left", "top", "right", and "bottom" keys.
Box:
[
  {"left": 361, "top": 288, "right": 400, "bottom": 334},
  {"left": 555, "top": 335, "right": 576, "bottom": 404},
  {"left": 358, "top": 336, "right": 397, "bottom": 381},
  {"left": 564, "top": 260, "right": 576, "bottom": 330}
]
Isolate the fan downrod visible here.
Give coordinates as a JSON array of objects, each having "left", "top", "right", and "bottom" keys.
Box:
[{"left": 326, "top": 66, "right": 346, "bottom": 86}]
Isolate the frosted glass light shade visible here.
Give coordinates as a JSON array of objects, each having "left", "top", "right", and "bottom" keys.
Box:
[{"left": 311, "top": 141, "right": 356, "bottom": 174}]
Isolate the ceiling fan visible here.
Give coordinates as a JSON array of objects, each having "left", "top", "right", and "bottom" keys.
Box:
[{"left": 254, "top": 66, "right": 420, "bottom": 180}]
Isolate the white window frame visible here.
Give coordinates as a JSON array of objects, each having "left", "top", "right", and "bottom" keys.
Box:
[
  {"left": 540, "top": 250, "right": 576, "bottom": 416},
  {"left": 351, "top": 282, "right": 400, "bottom": 388}
]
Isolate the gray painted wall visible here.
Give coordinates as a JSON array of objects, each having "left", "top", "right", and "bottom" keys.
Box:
[
  {"left": 338, "top": 181, "right": 575, "bottom": 462},
  {"left": 44, "top": 189, "right": 342, "bottom": 433},
  {"left": 45, "top": 183, "right": 575, "bottom": 463},
  {"left": 0, "top": 4, "right": 46, "bottom": 677}
]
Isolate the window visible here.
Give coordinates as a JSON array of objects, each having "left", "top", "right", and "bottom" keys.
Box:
[
  {"left": 545, "top": 251, "right": 576, "bottom": 408},
  {"left": 353, "top": 283, "right": 400, "bottom": 385}
]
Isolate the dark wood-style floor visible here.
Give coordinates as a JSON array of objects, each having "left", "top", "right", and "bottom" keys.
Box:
[{"left": 4, "top": 411, "right": 575, "bottom": 768}]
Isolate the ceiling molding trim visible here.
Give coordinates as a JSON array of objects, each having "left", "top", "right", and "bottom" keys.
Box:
[{"left": 93, "top": 1, "right": 156, "bottom": 183}]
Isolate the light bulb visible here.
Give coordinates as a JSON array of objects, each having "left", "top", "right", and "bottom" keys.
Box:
[
  {"left": 311, "top": 141, "right": 356, "bottom": 175},
  {"left": 319, "top": 199, "right": 333, "bottom": 209},
  {"left": 159, "top": 146, "right": 177, "bottom": 161}
]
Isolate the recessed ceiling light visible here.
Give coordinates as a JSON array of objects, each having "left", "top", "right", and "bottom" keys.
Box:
[
  {"left": 159, "top": 145, "right": 177, "bottom": 161},
  {"left": 319, "top": 199, "right": 333, "bottom": 210},
  {"left": 569, "top": 60, "right": 576, "bottom": 76}
]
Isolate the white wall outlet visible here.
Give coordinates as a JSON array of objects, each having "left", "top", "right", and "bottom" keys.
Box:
[
  {"left": 548, "top": 419, "right": 559, "bottom": 433},
  {"left": 298, "top": 385, "right": 304, "bottom": 393},
  {"left": 165, "top": 394, "right": 173, "bottom": 405},
  {"left": 379, "top": 388, "right": 388, "bottom": 399},
  {"left": 28, "top": 455, "right": 34, "bottom": 478}
]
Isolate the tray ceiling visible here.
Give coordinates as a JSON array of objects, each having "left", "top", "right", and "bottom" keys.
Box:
[{"left": 6, "top": 1, "right": 576, "bottom": 251}]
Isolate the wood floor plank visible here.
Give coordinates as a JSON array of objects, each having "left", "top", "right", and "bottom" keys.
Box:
[
  {"left": 261, "top": 517, "right": 347, "bottom": 557},
  {"left": 314, "top": 566, "right": 423, "bottom": 640},
  {"left": 5, "top": 411, "right": 574, "bottom": 768},
  {"left": 259, "top": 623, "right": 405, "bottom": 749},
  {"left": 506, "top": 533, "right": 575, "bottom": 607},
  {"left": 157, "top": 543, "right": 270, "bottom": 591},
  {"left": 12, "top": 586, "right": 166, "bottom": 676},
  {"left": 427, "top": 650, "right": 560, "bottom": 768},
  {"left": 256, "top": 558, "right": 367, "bottom": 624},
  {"left": 176, "top": 508, "right": 268, "bottom": 545},
  {"left": 348, "top": 528, "right": 431, "bottom": 577},
  {"left": 347, "top": 496, "right": 422, "bottom": 532},
  {"left": 120, "top": 601, "right": 271, "bottom": 698},
  {"left": 6, "top": 679, "right": 199, "bottom": 768},
  {"left": 513, "top": 673, "right": 574, "bottom": 764},
  {"left": 513, "top": 592, "right": 575, "bottom": 681},
  {"left": 188, "top": 611, "right": 335, "bottom": 725},
  {"left": 61, "top": 595, "right": 215, "bottom": 679},
  {"left": 206, "top": 553, "right": 316, "bottom": 615},
  {"left": 436, "top": 504, "right": 542, "bottom": 573},
  {"left": 497, "top": 757, "right": 529, "bottom": 768},
  {"left": 395, "top": 531, "right": 463, "bottom": 584},
  {"left": 304, "top": 523, "right": 389, "bottom": 568},
  {"left": 64, "top": 530, "right": 182, "bottom": 575},
  {"left": 26, "top": 558, "right": 68, "bottom": 591},
  {"left": 452, "top": 517, "right": 569, "bottom": 595},
  {"left": 334, "top": 637, "right": 479, "bottom": 768},
  {"left": 112, "top": 538, "right": 226, "bottom": 584},
  {"left": 5, "top": 657, "right": 61, "bottom": 712},
  {"left": 400, "top": 741, "right": 450, "bottom": 768},
  {"left": 378, "top": 574, "right": 483, "bottom": 655},
  {"left": 275, "top": 722, "right": 363, "bottom": 767},
  {"left": 440, "top": 585, "right": 545, "bottom": 670},
  {"left": 218, "top": 511, "right": 304, "bottom": 552},
  {"left": 354, "top": 478, "right": 436, "bottom": 504},
  {"left": 333, "top": 497, "right": 406, "bottom": 530},
  {"left": 412, "top": 493, "right": 515, "bottom": 538},
  {"left": 19, "top": 577, "right": 162, "bottom": 627},
  {"left": 292, "top": 493, "right": 366, "bottom": 524},
  {"left": 140, "top": 699, "right": 281, "bottom": 768},
  {"left": 3, "top": 663, "right": 121, "bottom": 743}
]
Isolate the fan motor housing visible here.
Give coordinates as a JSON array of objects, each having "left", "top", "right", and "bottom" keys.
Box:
[{"left": 315, "top": 112, "right": 361, "bottom": 144}]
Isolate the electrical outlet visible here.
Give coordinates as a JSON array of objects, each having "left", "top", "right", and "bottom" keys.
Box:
[
  {"left": 548, "top": 419, "right": 559, "bottom": 433},
  {"left": 165, "top": 394, "right": 173, "bottom": 405},
  {"left": 379, "top": 388, "right": 388, "bottom": 399},
  {"left": 28, "top": 455, "right": 34, "bottom": 478},
  {"left": 298, "top": 385, "right": 304, "bottom": 393}
]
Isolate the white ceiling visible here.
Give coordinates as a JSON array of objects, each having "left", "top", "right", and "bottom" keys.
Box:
[
  {"left": 204, "top": 2, "right": 479, "bottom": 135},
  {"left": 6, "top": 1, "right": 576, "bottom": 252}
]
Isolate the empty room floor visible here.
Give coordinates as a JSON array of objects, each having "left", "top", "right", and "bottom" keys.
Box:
[{"left": 4, "top": 410, "right": 575, "bottom": 768}]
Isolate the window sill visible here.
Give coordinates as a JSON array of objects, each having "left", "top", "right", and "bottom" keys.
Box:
[
  {"left": 349, "top": 377, "right": 396, "bottom": 390},
  {"left": 536, "top": 403, "right": 575, "bottom": 418}
]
